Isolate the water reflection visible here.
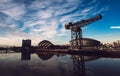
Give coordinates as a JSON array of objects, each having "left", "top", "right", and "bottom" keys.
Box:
[
  {"left": 72, "top": 56, "right": 86, "bottom": 76},
  {"left": 21, "top": 49, "right": 31, "bottom": 60},
  {"left": 36, "top": 52, "right": 53, "bottom": 60},
  {"left": 20, "top": 49, "right": 100, "bottom": 76},
  {"left": 21, "top": 52, "right": 31, "bottom": 60},
  {"left": 21, "top": 49, "right": 54, "bottom": 60},
  {"left": 72, "top": 55, "right": 99, "bottom": 76}
]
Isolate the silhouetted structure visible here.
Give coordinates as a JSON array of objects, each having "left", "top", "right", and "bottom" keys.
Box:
[
  {"left": 22, "top": 39, "right": 31, "bottom": 47},
  {"left": 65, "top": 15, "right": 102, "bottom": 50},
  {"left": 70, "top": 38, "right": 100, "bottom": 49},
  {"left": 21, "top": 39, "right": 31, "bottom": 60},
  {"left": 72, "top": 56, "right": 86, "bottom": 76},
  {"left": 38, "top": 40, "right": 54, "bottom": 49},
  {"left": 38, "top": 40, "right": 69, "bottom": 50}
]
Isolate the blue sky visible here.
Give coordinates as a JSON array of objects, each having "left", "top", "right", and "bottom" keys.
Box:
[{"left": 0, "top": 0, "right": 119, "bottom": 46}]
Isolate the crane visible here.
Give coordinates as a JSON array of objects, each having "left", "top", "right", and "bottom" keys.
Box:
[{"left": 65, "top": 15, "right": 102, "bottom": 50}]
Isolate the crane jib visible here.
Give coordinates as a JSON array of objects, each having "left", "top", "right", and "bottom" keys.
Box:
[
  {"left": 65, "top": 15, "right": 102, "bottom": 30},
  {"left": 76, "top": 15, "right": 102, "bottom": 27}
]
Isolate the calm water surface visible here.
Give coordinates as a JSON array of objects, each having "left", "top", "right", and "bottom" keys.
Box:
[{"left": 0, "top": 53, "right": 120, "bottom": 76}]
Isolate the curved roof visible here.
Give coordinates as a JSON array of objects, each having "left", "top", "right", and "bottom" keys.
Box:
[
  {"left": 71, "top": 38, "right": 100, "bottom": 42},
  {"left": 82, "top": 38, "right": 100, "bottom": 42},
  {"left": 38, "top": 40, "right": 54, "bottom": 49},
  {"left": 70, "top": 38, "right": 100, "bottom": 47}
]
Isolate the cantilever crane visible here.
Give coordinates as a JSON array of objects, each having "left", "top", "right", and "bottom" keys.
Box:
[{"left": 65, "top": 15, "right": 102, "bottom": 50}]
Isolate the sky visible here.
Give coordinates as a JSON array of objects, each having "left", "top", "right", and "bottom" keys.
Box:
[{"left": 0, "top": 0, "right": 120, "bottom": 46}]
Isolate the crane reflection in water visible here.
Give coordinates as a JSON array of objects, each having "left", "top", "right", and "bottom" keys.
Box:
[{"left": 72, "top": 56, "right": 86, "bottom": 76}]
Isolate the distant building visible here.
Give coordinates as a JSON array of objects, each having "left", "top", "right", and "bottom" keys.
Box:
[
  {"left": 38, "top": 40, "right": 69, "bottom": 49},
  {"left": 22, "top": 39, "right": 31, "bottom": 47},
  {"left": 70, "top": 38, "right": 100, "bottom": 49}
]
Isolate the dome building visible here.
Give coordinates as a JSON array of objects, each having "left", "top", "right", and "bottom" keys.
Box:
[{"left": 70, "top": 38, "right": 100, "bottom": 49}]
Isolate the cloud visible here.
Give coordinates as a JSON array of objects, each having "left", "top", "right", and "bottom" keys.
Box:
[
  {"left": 0, "top": 0, "right": 108, "bottom": 46},
  {"left": 110, "top": 26, "right": 120, "bottom": 29},
  {"left": 3, "top": 4, "right": 26, "bottom": 20},
  {"left": 0, "top": 0, "right": 17, "bottom": 10}
]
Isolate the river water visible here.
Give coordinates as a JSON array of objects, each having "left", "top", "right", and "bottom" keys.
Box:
[{"left": 0, "top": 52, "right": 120, "bottom": 76}]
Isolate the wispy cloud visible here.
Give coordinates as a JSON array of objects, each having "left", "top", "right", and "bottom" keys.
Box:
[
  {"left": 3, "top": 4, "right": 26, "bottom": 20},
  {"left": 0, "top": 0, "right": 108, "bottom": 46},
  {"left": 110, "top": 26, "right": 120, "bottom": 29}
]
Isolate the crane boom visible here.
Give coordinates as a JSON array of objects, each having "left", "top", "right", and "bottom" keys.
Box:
[
  {"left": 75, "top": 14, "right": 102, "bottom": 27},
  {"left": 65, "top": 15, "right": 102, "bottom": 30}
]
